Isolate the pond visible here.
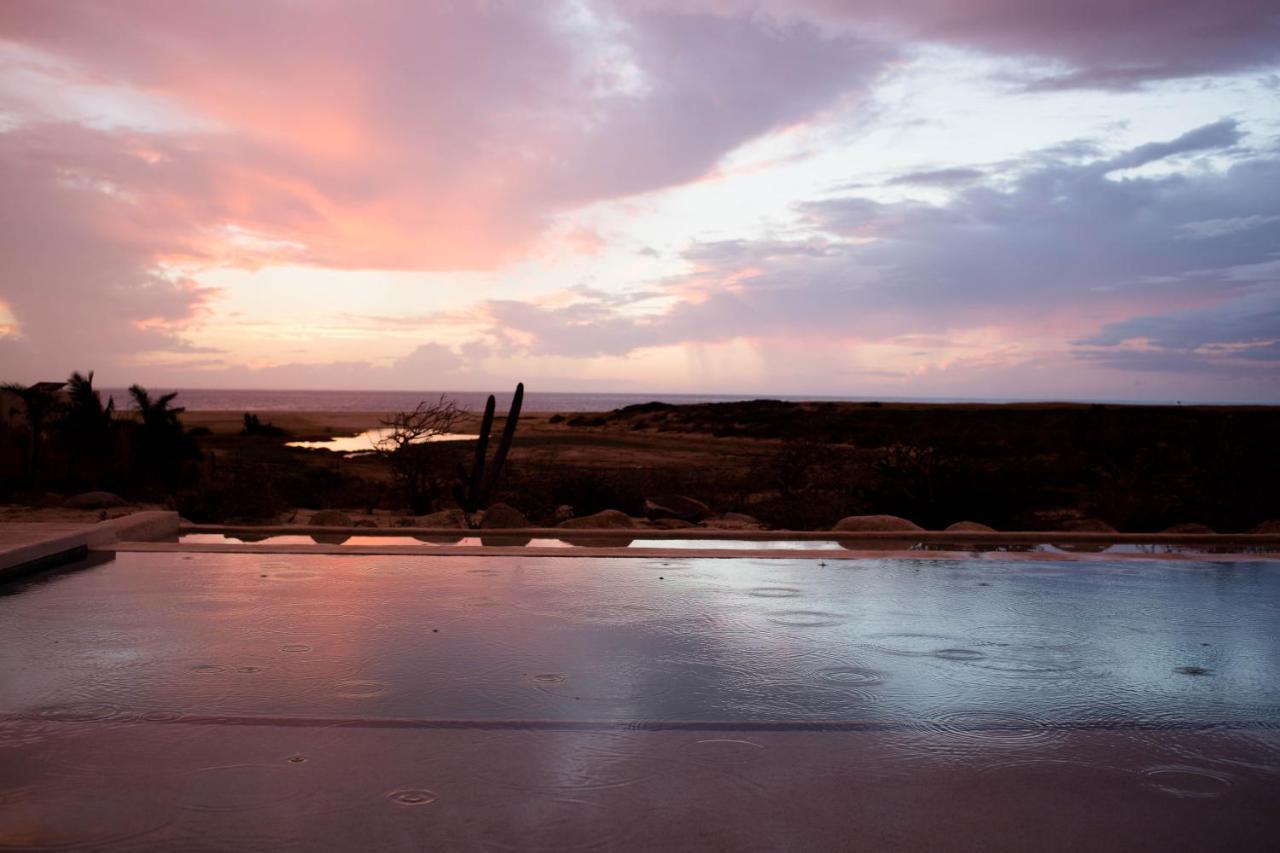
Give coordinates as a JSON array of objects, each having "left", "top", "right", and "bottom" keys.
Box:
[{"left": 285, "top": 428, "right": 476, "bottom": 454}]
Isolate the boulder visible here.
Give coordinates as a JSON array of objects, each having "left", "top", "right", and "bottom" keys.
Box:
[
  {"left": 557, "top": 509, "right": 634, "bottom": 530},
  {"left": 554, "top": 504, "right": 575, "bottom": 522},
  {"left": 416, "top": 509, "right": 467, "bottom": 527},
  {"left": 1054, "top": 518, "right": 1118, "bottom": 553},
  {"left": 413, "top": 508, "right": 466, "bottom": 544},
  {"left": 650, "top": 518, "right": 696, "bottom": 530},
  {"left": 478, "top": 503, "right": 529, "bottom": 529},
  {"left": 353, "top": 519, "right": 378, "bottom": 528},
  {"left": 1162, "top": 522, "right": 1216, "bottom": 534},
  {"left": 831, "top": 514, "right": 922, "bottom": 551},
  {"left": 643, "top": 494, "right": 713, "bottom": 523},
  {"left": 557, "top": 509, "right": 634, "bottom": 547},
  {"left": 945, "top": 521, "right": 996, "bottom": 533},
  {"left": 308, "top": 509, "right": 353, "bottom": 544},
  {"left": 479, "top": 503, "right": 531, "bottom": 546},
  {"left": 65, "top": 491, "right": 128, "bottom": 510},
  {"left": 309, "top": 509, "right": 353, "bottom": 526},
  {"left": 832, "top": 514, "right": 923, "bottom": 532},
  {"left": 932, "top": 521, "right": 998, "bottom": 553},
  {"left": 700, "top": 513, "right": 763, "bottom": 530}
]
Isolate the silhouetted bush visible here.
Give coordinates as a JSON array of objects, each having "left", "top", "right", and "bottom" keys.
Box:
[{"left": 240, "top": 413, "right": 287, "bottom": 437}]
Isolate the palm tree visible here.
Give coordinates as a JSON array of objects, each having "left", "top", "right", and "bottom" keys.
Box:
[
  {"left": 128, "top": 385, "right": 183, "bottom": 433},
  {"left": 64, "top": 371, "right": 114, "bottom": 488},
  {"left": 128, "top": 385, "right": 189, "bottom": 487},
  {"left": 1, "top": 381, "right": 64, "bottom": 486}
]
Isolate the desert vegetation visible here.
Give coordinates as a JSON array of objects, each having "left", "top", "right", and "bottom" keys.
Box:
[{"left": 3, "top": 376, "right": 1277, "bottom": 532}]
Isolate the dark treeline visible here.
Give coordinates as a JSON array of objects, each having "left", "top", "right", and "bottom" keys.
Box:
[
  {"left": 561, "top": 400, "right": 1280, "bottom": 532},
  {"left": 1, "top": 372, "right": 201, "bottom": 499},
  {"left": 5, "top": 379, "right": 1277, "bottom": 532}
]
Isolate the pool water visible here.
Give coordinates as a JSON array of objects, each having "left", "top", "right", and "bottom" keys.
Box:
[{"left": 1, "top": 553, "right": 1277, "bottom": 850}]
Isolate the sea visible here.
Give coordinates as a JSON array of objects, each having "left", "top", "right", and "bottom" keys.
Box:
[{"left": 98, "top": 388, "right": 1209, "bottom": 413}]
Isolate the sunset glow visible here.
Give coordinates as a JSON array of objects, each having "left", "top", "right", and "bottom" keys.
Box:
[{"left": 2, "top": 1, "right": 1278, "bottom": 400}]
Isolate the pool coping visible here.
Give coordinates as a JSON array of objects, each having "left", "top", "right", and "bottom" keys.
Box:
[
  {"left": 7, "top": 514, "right": 1278, "bottom": 574},
  {"left": 180, "top": 523, "right": 1280, "bottom": 546},
  {"left": 0, "top": 512, "right": 180, "bottom": 578},
  {"left": 108, "top": 539, "right": 1280, "bottom": 562}
]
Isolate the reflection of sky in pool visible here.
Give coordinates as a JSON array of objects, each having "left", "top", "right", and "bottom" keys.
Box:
[
  {"left": 3, "top": 553, "right": 1277, "bottom": 850},
  {"left": 5, "top": 553, "right": 1278, "bottom": 724},
  {"left": 285, "top": 428, "right": 475, "bottom": 454}
]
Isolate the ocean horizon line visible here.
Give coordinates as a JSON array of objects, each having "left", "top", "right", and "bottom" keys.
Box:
[{"left": 90, "top": 387, "right": 1274, "bottom": 412}]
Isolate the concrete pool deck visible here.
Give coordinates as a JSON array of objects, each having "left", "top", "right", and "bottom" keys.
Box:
[{"left": 0, "top": 511, "right": 179, "bottom": 578}]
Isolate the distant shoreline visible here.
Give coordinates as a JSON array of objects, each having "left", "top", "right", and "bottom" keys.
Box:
[
  {"left": 180, "top": 398, "right": 1280, "bottom": 442},
  {"left": 101, "top": 387, "right": 1278, "bottom": 413}
]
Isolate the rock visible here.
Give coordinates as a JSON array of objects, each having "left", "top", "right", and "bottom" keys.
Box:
[
  {"left": 1162, "top": 522, "right": 1216, "bottom": 534},
  {"left": 643, "top": 494, "right": 713, "bottom": 523},
  {"left": 832, "top": 514, "right": 923, "bottom": 532},
  {"left": 945, "top": 521, "right": 996, "bottom": 533},
  {"left": 557, "top": 509, "right": 634, "bottom": 547},
  {"left": 556, "top": 509, "right": 634, "bottom": 530},
  {"left": 478, "top": 503, "right": 529, "bottom": 529},
  {"left": 309, "top": 509, "right": 353, "bottom": 526},
  {"left": 479, "top": 503, "right": 531, "bottom": 547},
  {"left": 1250, "top": 519, "right": 1280, "bottom": 534},
  {"left": 933, "top": 521, "right": 998, "bottom": 553},
  {"left": 554, "top": 504, "right": 576, "bottom": 522},
  {"left": 650, "top": 518, "right": 696, "bottom": 530},
  {"left": 65, "top": 491, "right": 128, "bottom": 510},
  {"left": 413, "top": 508, "right": 466, "bottom": 544},
  {"left": 1054, "top": 518, "right": 1118, "bottom": 553},
  {"left": 416, "top": 509, "right": 466, "bottom": 527},
  {"left": 700, "top": 513, "right": 763, "bottom": 530},
  {"left": 831, "top": 514, "right": 922, "bottom": 551},
  {"left": 308, "top": 509, "right": 352, "bottom": 544},
  {"left": 352, "top": 519, "right": 378, "bottom": 528}
]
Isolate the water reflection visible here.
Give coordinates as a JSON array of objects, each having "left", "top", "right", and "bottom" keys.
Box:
[
  {"left": 3, "top": 553, "right": 1277, "bottom": 728},
  {"left": 2, "top": 553, "right": 1278, "bottom": 849},
  {"left": 285, "top": 428, "right": 474, "bottom": 454}
]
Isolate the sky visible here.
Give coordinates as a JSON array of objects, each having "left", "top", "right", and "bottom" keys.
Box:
[{"left": 1, "top": 1, "right": 1278, "bottom": 401}]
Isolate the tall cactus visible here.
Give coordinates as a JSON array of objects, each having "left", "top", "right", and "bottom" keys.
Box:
[{"left": 454, "top": 383, "right": 523, "bottom": 517}]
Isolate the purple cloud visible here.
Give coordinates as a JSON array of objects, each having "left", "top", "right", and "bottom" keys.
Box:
[{"left": 476, "top": 120, "right": 1280, "bottom": 388}]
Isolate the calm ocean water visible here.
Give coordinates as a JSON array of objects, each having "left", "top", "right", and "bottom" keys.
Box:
[
  {"left": 99, "top": 388, "right": 1196, "bottom": 412},
  {"left": 102, "top": 388, "right": 907, "bottom": 413}
]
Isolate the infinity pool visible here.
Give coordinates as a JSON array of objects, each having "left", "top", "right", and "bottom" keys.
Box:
[{"left": 1, "top": 553, "right": 1277, "bottom": 850}]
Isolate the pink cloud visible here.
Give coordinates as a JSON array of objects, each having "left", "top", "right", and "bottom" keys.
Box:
[{"left": 1, "top": 1, "right": 888, "bottom": 270}]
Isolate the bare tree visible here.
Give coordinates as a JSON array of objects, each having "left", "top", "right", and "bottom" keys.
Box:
[{"left": 374, "top": 395, "right": 466, "bottom": 514}]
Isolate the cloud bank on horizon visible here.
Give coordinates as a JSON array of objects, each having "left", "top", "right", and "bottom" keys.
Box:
[{"left": 1, "top": 0, "right": 1277, "bottom": 400}]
